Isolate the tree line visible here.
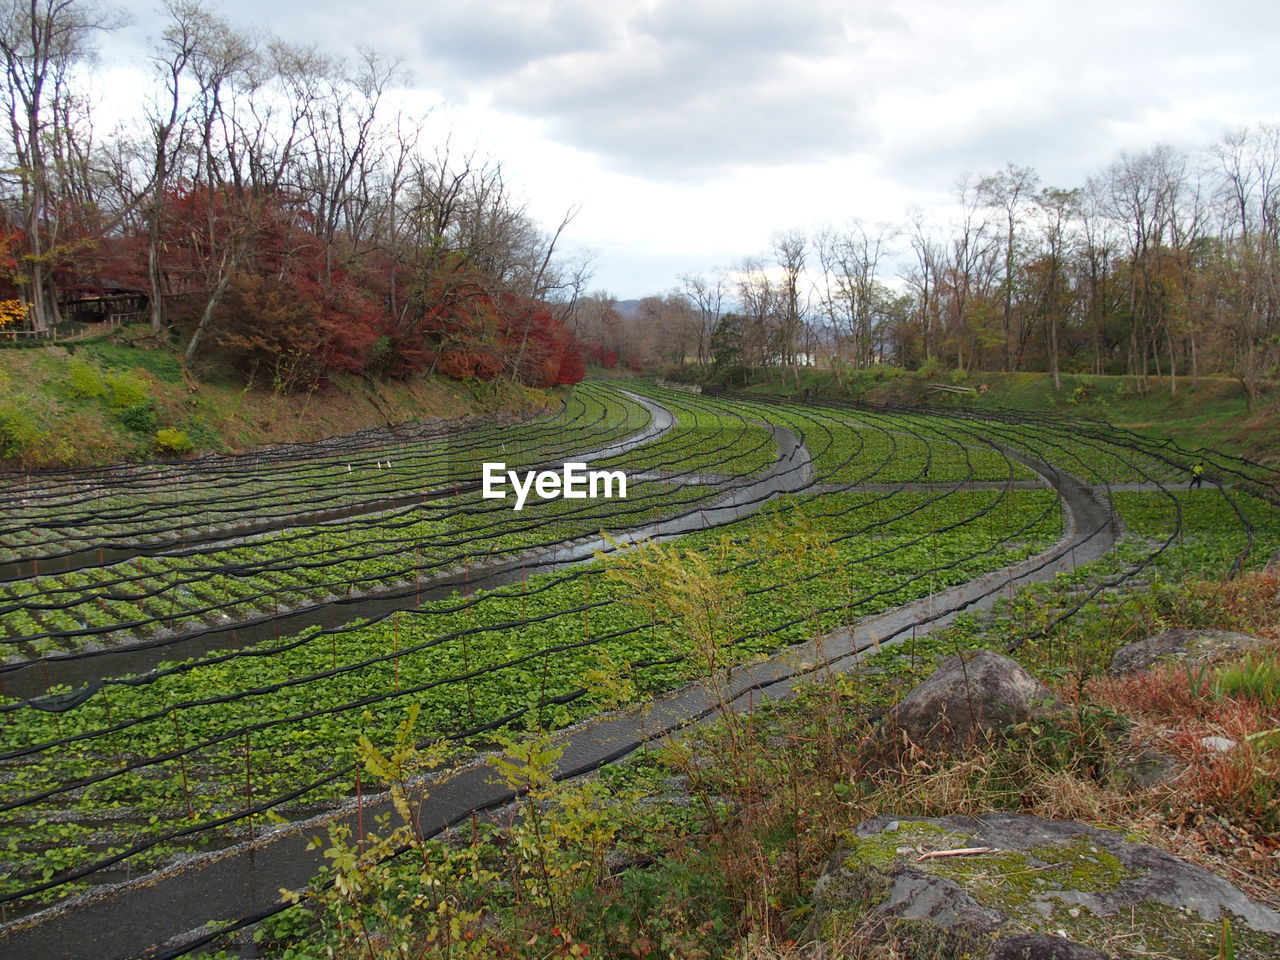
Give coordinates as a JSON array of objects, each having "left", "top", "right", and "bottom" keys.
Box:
[
  {"left": 0, "top": 0, "right": 591, "bottom": 390},
  {"left": 586, "top": 129, "right": 1280, "bottom": 401}
]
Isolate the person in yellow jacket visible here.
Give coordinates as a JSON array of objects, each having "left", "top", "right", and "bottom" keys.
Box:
[{"left": 1190, "top": 462, "right": 1205, "bottom": 488}]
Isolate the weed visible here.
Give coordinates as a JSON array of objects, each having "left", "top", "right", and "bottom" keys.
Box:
[
  {"left": 105, "top": 370, "right": 149, "bottom": 409},
  {"left": 1212, "top": 652, "right": 1280, "bottom": 707},
  {"left": 272, "top": 708, "right": 494, "bottom": 960},
  {"left": 65, "top": 357, "right": 105, "bottom": 399},
  {"left": 0, "top": 399, "right": 46, "bottom": 461},
  {"left": 154, "top": 426, "right": 194, "bottom": 455},
  {"left": 116, "top": 401, "right": 157, "bottom": 433}
]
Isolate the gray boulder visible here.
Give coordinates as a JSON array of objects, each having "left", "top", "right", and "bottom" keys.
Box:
[
  {"left": 1109, "top": 629, "right": 1264, "bottom": 676},
  {"left": 864, "top": 650, "right": 1061, "bottom": 759},
  {"left": 988, "top": 934, "right": 1109, "bottom": 960},
  {"left": 807, "top": 813, "right": 1280, "bottom": 959}
]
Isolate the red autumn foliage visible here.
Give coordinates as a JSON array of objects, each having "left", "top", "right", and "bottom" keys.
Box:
[
  {"left": 579, "top": 339, "right": 618, "bottom": 369},
  {"left": 497, "top": 295, "right": 586, "bottom": 387},
  {"left": 33, "top": 182, "right": 585, "bottom": 391}
]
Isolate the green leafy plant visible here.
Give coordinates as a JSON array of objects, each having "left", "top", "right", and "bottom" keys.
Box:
[
  {"left": 153, "top": 427, "right": 195, "bottom": 455},
  {"left": 275, "top": 707, "right": 493, "bottom": 960},
  {"left": 105, "top": 371, "right": 148, "bottom": 409},
  {"left": 116, "top": 401, "right": 157, "bottom": 433},
  {"left": 65, "top": 358, "right": 105, "bottom": 399},
  {"left": 1212, "top": 653, "right": 1280, "bottom": 707}
]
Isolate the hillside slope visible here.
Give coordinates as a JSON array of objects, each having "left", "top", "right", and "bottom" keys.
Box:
[{"left": 0, "top": 326, "right": 558, "bottom": 470}]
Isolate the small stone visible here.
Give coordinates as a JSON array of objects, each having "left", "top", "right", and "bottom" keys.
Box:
[
  {"left": 989, "top": 934, "right": 1111, "bottom": 960},
  {"left": 1119, "top": 749, "right": 1181, "bottom": 790},
  {"left": 1200, "top": 736, "right": 1238, "bottom": 753}
]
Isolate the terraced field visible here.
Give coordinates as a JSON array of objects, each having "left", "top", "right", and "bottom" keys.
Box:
[{"left": 1, "top": 380, "right": 1276, "bottom": 959}]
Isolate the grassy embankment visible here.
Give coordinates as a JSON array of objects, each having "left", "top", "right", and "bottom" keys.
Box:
[{"left": 0, "top": 324, "right": 560, "bottom": 470}]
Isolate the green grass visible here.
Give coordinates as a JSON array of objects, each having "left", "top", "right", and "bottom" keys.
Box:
[
  {"left": 1213, "top": 653, "right": 1280, "bottom": 707},
  {"left": 66, "top": 336, "right": 184, "bottom": 383}
]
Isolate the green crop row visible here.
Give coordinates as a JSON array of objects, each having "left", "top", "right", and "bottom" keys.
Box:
[
  {"left": 0, "top": 381, "right": 809, "bottom": 655},
  {"left": 0, "top": 476, "right": 698, "bottom": 656},
  {"left": 669, "top": 392, "right": 1036, "bottom": 484},
  {"left": 0, "top": 384, "right": 653, "bottom": 564},
  {"left": 595, "top": 386, "right": 778, "bottom": 477}
]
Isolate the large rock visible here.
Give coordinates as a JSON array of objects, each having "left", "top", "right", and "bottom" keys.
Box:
[
  {"left": 864, "top": 650, "right": 1061, "bottom": 759},
  {"left": 807, "top": 813, "right": 1280, "bottom": 959},
  {"left": 988, "top": 934, "right": 1108, "bottom": 960},
  {"left": 1109, "top": 629, "right": 1264, "bottom": 676}
]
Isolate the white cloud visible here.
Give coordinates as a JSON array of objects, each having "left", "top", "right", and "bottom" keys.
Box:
[{"left": 103, "top": 0, "right": 1280, "bottom": 296}]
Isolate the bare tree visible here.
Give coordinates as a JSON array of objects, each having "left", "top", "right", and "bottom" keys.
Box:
[
  {"left": 1032, "top": 187, "right": 1081, "bottom": 390},
  {"left": 978, "top": 162, "right": 1039, "bottom": 371},
  {"left": 941, "top": 175, "right": 999, "bottom": 372},
  {"left": 680, "top": 270, "right": 725, "bottom": 366},
  {"left": 1208, "top": 125, "right": 1280, "bottom": 403},
  {"left": 815, "top": 219, "right": 895, "bottom": 370},
  {"left": 0, "top": 0, "right": 125, "bottom": 331},
  {"left": 734, "top": 255, "right": 778, "bottom": 369},
  {"left": 143, "top": 0, "right": 211, "bottom": 332},
  {"left": 771, "top": 230, "right": 808, "bottom": 373},
  {"left": 904, "top": 208, "right": 943, "bottom": 363}
]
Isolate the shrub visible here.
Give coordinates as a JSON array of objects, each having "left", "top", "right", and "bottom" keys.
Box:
[
  {"left": 65, "top": 358, "right": 104, "bottom": 399},
  {"left": 105, "top": 371, "right": 148, "bottom": 409},
  {"left": 0, "top": 402, "right": 44, "bottom": 460},
  {"left": 213, "top": 273, "right": 326, "bottom": 392},
  {"left": 1066, "top": 379, "right": 1095, "bottom": 406},
  {"left": 154, "top": 427, "right": 195, "bottom": 455},
  {"left": 0, "top": 299, "right": 26, "bottom": 330},
  {"left": 917, "top": 356, "right": 942, "bottom": 379},
  {"left": 116, "top": 402, "right": 157, "bottom": 434},
  {"left": 868, "top": 364, "right": 906, "bottom": 382}
]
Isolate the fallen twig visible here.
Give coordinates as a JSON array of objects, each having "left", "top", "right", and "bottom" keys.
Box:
[{"left": 917, "top": 846, "right": 995, "bottom": 860}]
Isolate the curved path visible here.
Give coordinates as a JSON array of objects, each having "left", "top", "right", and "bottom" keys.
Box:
[{"left": 0, "top": 436, "right": 1118, "bottom": 960}]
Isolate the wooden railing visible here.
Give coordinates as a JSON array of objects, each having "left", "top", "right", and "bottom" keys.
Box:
[{"left": 0, "top": 314, "right": 132, "bottom": 346}]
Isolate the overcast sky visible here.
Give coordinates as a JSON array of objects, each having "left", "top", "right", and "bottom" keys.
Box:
[{"left": 103, "top": 0, "right": 1280, "bottom": 298}]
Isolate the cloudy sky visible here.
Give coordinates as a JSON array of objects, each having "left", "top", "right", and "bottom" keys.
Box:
[{"left": 103, "top": 0, "right": 1280, "bottom": 298}]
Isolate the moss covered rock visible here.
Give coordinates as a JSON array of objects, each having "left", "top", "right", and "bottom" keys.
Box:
[
  {"left": 1109, "top": 629, "right": 1264, "bottom": 676},
  {"left": 808, "top": 813, "right": 1280, "bottom": 959}
]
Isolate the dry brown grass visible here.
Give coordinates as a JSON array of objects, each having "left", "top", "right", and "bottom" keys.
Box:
[{"left": 686, "top": 633, "right": 1279, "bottom": 957}]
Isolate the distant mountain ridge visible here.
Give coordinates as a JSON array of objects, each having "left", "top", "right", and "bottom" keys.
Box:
[{"left": 614, "top": 299, "right": 642, "bottom": 320}]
